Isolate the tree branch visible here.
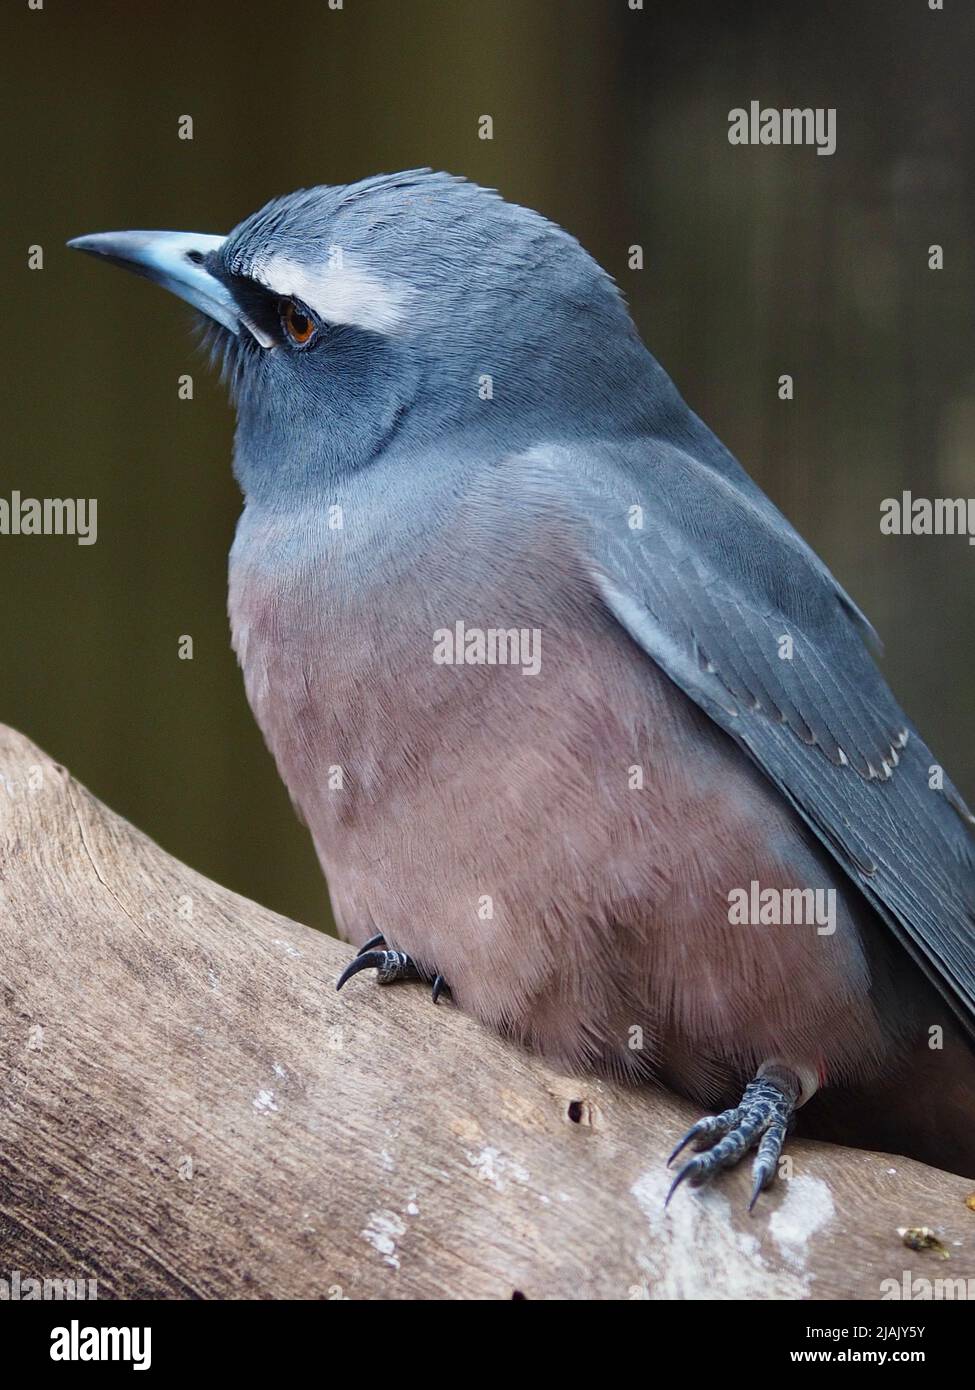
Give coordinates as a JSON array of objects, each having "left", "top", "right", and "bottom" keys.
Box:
[{"left": 1, "top": 723, "right": 972, "bottom": 1299}]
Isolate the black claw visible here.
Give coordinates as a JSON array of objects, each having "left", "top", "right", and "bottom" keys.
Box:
[
  {"left": 336, "top": 948, "right": 419, "bottom": 991},
  {"left": 336, "top": 951, "right": 383, "bottom": 991},
  {"left": 356, "top": 932, "right": 386, "bottom": 956},
  {"left": 338, "top": 939, "right": 450, "bottom": 1004},
  {"left": 665, "top": 1157, "right": 704, "bottom": 1206},
  {"left": 667, "top": 1106, "right": 740, "bottom": 1165},
  {"left": 667, "top": 1129, "right": 698, "bottom": 1167},
  {"left": 668, "top": 1116, "right": 718, "bottom": 1165}
]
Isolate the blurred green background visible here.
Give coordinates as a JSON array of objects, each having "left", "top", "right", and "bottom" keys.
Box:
[{"left": 2, "top": 0, "right": 973, "bottom": 934}]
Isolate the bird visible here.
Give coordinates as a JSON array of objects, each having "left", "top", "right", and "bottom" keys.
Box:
[{"left": 68, "top": 170, "right": 975, "bottom": 1206}]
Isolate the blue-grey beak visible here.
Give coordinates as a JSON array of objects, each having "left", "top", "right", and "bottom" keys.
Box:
[{"left": 66, "top": 229, "right": 272, "bottom": 345}]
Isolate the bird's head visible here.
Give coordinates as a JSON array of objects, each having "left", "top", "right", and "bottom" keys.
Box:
[{"left": 69, "top": 170, "right": 654, "bottom": 502}]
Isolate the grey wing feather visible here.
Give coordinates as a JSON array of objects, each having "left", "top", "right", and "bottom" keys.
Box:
[{"left": 528, "top": 439, "right": 975, "bottom": 1032}]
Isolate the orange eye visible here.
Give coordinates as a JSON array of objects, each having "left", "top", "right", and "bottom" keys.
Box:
[{"left": 280, "top": 299, "right": 317, "bottom": 346}]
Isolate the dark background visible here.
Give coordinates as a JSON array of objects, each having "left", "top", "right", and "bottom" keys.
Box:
[{"left": 2, "top": 0, "right": 972, "bottom": 934}]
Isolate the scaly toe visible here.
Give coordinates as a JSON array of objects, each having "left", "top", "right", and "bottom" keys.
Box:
[{"left": 665, "top": 1066, "right": 803, "bottom": 1209}]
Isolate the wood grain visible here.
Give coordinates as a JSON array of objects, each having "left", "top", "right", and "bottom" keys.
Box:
[{"left": 1, "top": 722, "right": 972, "bottom": 1300}]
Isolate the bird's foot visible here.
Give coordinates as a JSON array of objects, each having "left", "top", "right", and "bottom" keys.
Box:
[
  {"left": 336, "top": 932, "right": 448, "bottom": 1004},
  {"left": 666, "top": 1061, "right": 816, "bottom": 1210}
]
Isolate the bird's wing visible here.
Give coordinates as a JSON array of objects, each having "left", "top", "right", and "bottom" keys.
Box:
[{"left": 520, "top": 439, "right": 975, "bottom": 1031}]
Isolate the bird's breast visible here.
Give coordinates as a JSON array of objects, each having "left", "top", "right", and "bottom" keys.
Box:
[
  {"left": 225, "top": 494, "right": 890, "bottom": 1104},
  {"left": 225, "top": 492, "right": 635, "bottom": 878}
]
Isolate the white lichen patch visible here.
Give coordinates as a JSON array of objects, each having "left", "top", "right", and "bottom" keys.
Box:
[
  {"left": 769, "top": 1175, "right": 835, "bottom": 1268},
  {"left": 629, "top": 1167, "right": 816, "bottom": 1299},
  {"left": 465, "top": 1146, "right": 530, "bottom": 1193},
  {"left": 253, "top": 1089, "right": 278, "bottom": 1114},
  {"left": 271, "top": 938, "right": 302, "bottom": 959},
  {"left": 362, "top": 1209, "right": 407, "bottom": 1269}
]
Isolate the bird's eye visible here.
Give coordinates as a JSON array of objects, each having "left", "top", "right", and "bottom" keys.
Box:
[{"left": 279, "top": 299, "right": 318, "bottom": 346}]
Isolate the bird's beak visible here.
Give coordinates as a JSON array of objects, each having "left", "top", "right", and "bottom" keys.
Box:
[{"left": 66, "top": 229, "right": 272, "bottom": 346}]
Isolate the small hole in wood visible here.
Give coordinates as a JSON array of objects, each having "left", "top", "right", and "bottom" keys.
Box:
[{"left": 567, "top": 1100, "right": 584, "bottom": 1123}]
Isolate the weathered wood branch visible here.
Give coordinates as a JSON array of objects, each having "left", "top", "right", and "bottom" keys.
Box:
[{"left": 0, "top": 722, "right": 972, "bottom": 1299}]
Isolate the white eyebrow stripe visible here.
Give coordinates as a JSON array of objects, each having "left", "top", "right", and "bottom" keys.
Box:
[{"left": 254, "top": 252, "right": 414, "bottom": 335}]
